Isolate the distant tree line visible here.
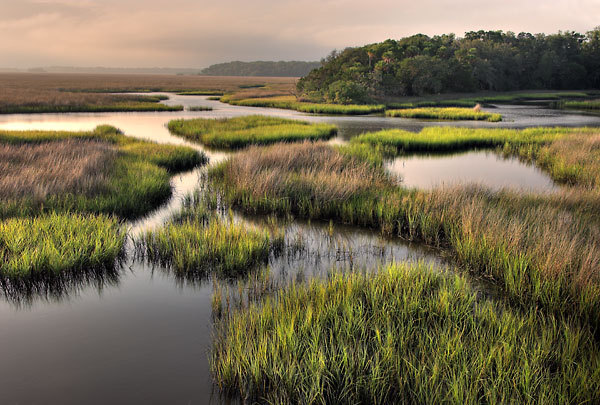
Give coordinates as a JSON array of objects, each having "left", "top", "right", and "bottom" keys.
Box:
[
  {"left": 297, "top": 29, "right": 600, "bottom": 103},
  {"left": 200, "top": 61, "right": 321, "bottom": 77}
]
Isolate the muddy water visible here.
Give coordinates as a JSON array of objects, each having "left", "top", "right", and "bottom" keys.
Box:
[{"left": 0, "top": 94, "right": 597, "bottom": 404}]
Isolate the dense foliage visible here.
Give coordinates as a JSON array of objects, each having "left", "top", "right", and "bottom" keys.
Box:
[
  {"left": 201, "top": 61, "right": 321, "bottom": 77},
  {"left": 297, "top": 29, "right": 600, "bottom": 102}
]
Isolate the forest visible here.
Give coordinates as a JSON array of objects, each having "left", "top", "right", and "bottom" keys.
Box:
[{"left": 297, "top": 29, "right": 600, "bottom": 103}]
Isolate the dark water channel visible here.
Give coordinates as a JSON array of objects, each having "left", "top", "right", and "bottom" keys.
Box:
[{"left": 0, "top": 95, "right": 597, "bottom": 404}]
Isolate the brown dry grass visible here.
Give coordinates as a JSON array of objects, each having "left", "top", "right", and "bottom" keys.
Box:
[
  {"left": 0, "top": 139, "right": 116, "bottom": 200},
  {"left": 0, "top": 73, "right": 296, "bottom": 109},
  {"left": 220, "top": 141, "right": 393, "bottom": 202}
]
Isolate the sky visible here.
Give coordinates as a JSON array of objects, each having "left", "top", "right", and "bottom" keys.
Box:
[{"left": 1, "top": 0, "right": 598, "bottom": 68}]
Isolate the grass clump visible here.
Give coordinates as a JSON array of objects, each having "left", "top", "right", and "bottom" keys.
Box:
[
  {"left": 0, "top": 213, "right": 125, "bottom": 279},
  {"left": 168, "top": 115, "right": 337, "bottom": 149},
  {"left": 220, "top": 95, "right": 385, "bottom": 115},
  {"left": 137, "top": 198, "right": 283, "bottom": 277},
  {"left": 0, "top": 125, "right": 207, "bottom": 219},
  {"left": 212, "top": 262, "right": 600, "bottom": 404},
  {"left": 386, "top": 107, "right": 502, "bottom": 122}
]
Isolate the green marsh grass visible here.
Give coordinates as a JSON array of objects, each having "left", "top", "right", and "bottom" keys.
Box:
[
  {"left": 0, "top": 125, "right": 207, "bottom": 219},
  {"left": 560, "top": 99, "right": 600, "bottom": 110},
  {"left": 352, "top": 126, "right": 591, "bottom": 153},
  {"left": 386, "top": 107, "right": 502, "bottom": 122},
  {"left": 168, "top": 115, "right": 337, "bottom": 149},
  {"left": 137, "top": 197, "right": 284, "bottom": 277},
  {"left": 209, "top": 135, "right": 600, "bottom": 329},
  {"left": 212, "top": 262, "right": 600, "bottom": 403},
  {"left": 220, "top": 95, "right": 386, "bottom": 115},
  {"left": 0, "top": 213, "right": 125, "bottom": 279}
]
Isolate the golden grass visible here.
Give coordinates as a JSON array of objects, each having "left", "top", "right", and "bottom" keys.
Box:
[
  {"left": 0, "top": 73, "right": 296, "bottom": 109},
  {"left": 0, "top": 139, "right": 116, "bottom": 200},
  {"left": 217, "top": 142, "right": 393, "bottom": 202}
]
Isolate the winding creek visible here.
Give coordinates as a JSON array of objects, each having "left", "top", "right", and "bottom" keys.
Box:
[{"left": 1, "top": 95, "right": 599, "bottom": 404}]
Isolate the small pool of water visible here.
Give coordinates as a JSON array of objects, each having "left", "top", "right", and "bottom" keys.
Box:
[{"left": 386, "top": 150, "right": 558, "bottom": 192}]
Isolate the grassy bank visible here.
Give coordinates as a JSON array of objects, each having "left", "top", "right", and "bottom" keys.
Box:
[
  {"left": 0, "top": 213, "right": 125, "bottom": 279},
  {"left": 187, "top": 106, "right": 213, "bottom": 111},
  {"left": 209, "top": 134, "right": 600, "bottom": 329},
  {"left": 220, "top": 95, "right": 385, "bottom": 115},
  {"left": 212, "top": 263, "right": 600, "bottom": 403},
  {"left": 386, "top": 107, "right": 502, "bottom": 122},
  {"left": 0, "top": 125, "right": 206, "bottom": 219},
  {"left": 168, "top": 115, "right": 337, "bottom": 149}
]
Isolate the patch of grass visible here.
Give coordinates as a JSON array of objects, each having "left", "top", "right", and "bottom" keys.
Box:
[
  {"left": 207, "top": 96, "right": 222, "bottom": 101},
  {"left": 560, "top": 99, "right": 600, "bottom": 110},
  {"left": 0, "top": 213, "right": 125, "bottom": 279},
  {"left": 0, "top": 125, "right": 207, "bottom": 219},
  {"left": 386, "top": 107, "right": 502, "bottom": 122},
  {"left": 187, "top": 105, "right": 213, "bottom": 111},
  {"left": 238, "top": 84, "right": 266, "bottom": 89},
  {"left": 168, "top": 115, "right": 337, "bottom": 149},
  {"left": 352, "top": 126, "right": 588, "bottom": 153},
  {"left": 209, "top": 134, "right": 600, "bottom": 329},
  {"left": 212, "top": 262, "right": 600, "bottom": 404},
  {"left": 220, "top": 95, "right": 386, "bottom": 115},
  {"left": 136, "top": 197, "right": 283, "bottom": 278}
]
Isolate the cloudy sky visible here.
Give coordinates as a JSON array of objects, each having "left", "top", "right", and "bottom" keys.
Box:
[{"left": 1, "top": 0, "right": 598, "bottom": 68}]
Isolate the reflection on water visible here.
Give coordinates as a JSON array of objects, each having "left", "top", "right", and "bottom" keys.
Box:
[
  {"left": 0, "top": 94, "right": 598, "bottom": 404},
  {"left": 386, "top": 150, "right": 558, "bottom": 192}
]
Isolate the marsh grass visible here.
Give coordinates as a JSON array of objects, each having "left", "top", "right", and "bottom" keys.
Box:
[
  {"left": 136, "top": 197, "right": 284, "bottom": 278},
  {"left": 560, "top": 99, "right": 600, "bottom": 110},
  {"left": 0, "top": 139, "right": 115, "bottom": 200},
  {"left": 168, "top": 115, "right": 337, "bottom": 149},
  {"left": 352, "top": 126, "right": 590, "bottom": 153},
  {"left": 386, "top": 107, "right": 502, "bottom": 122},
  {"left": 0, "top": 213, "right": 125, "bottom": 279},
  {"left": 0, "top": 125, "right": 206, "bottom": 219},
  {"left": 212, "top": 262, "right": 600, "bottom": 404},
  {"left": 220, "top": 95, "right": 386, "bottom": 115},
  {"left": 209, "top": 134, "right": 600, "bottom": 329}
]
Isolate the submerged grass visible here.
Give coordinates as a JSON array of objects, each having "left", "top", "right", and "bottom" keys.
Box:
[
  {"left": 0, "top": 125, "right": 207, "bottom": 219},
  {"left": 168, "top": 115, "right": 337, "bottom": 149},
  {"left": 209, "top": 133, "right": 600, "bottom": 330},
  {"left": 220, "top": 95, "right": 386, "bottom": 115},
  {"left": 187, "top": 105, "right": 213, "bottom": 111},
  {"left": 212, "top": 262, "right": 600, "bottom": 404},
  {"left": 0, "top": 213, "right": 125, "bottom": 279},
  {"left": 386, "top": 107, "right": 502, "bottom": 122}
]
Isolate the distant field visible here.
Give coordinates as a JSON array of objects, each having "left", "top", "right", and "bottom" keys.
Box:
[{"left": 0, "top": 73, "right": 296, "bottom": 113}]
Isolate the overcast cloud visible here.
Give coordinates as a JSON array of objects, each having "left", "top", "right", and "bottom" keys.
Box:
[{"left": 0, "top": 0, "right": 598, "bottom": 68}]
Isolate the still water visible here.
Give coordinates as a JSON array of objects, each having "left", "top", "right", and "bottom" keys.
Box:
[{"left": 0, "top": 95, "right": 597, "bottom": 404}]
